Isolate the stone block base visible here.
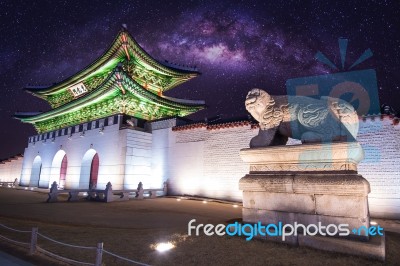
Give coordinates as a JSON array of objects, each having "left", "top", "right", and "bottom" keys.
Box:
[
  {"left": 240, "top": 173, "right": 371, "bottom": 238},
  {"left": 228, "top": 219, "right": 385, "bottom": 261},
  {"left": 298, "top": 234, "right": 385, "bottom": 261},
  {"left": 243, "top": 208, "right": 370, "bottom": 238},
  {"left": 239, "top": 142, "right": 386, "bottom": 260},
  {"left": 252, "top": 228, "right": 385, "bottom": 261}
]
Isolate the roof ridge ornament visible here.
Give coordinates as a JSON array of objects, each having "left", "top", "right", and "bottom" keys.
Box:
[{"left": 121, "top": 31, "right": 131, "bottom": 61}]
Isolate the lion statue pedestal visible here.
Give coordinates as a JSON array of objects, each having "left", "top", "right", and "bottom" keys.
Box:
[{"left": 239, "top": 89, "right": 385, "bottom": 260}]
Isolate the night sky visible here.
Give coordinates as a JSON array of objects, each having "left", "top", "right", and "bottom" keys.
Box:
[{"left": 0, "top": 0, "right": 399, "bottom": 159}]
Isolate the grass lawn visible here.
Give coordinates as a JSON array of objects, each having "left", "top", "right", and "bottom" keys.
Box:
[{"left": 0, "top": 188, "right": 399, "bottom": 265}]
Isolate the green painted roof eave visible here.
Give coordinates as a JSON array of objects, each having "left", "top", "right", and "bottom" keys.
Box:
[{"left": 15, "top": 69, "right": 205, "bottom": 124}]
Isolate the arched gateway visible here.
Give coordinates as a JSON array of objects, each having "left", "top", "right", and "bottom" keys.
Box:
[
  {"left": 30, "top": 155, "right": 42, "bottom": 187},
  {"left": 80, "top": 149, "right": 99, "bottom": 189},
  {"left": 49, "top": 150, "right": 68, "bottom": 189}
]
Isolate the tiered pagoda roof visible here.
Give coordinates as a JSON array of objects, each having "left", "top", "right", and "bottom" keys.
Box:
[{"left": 15, "top": 28, "right": 205, "bottom": 133}]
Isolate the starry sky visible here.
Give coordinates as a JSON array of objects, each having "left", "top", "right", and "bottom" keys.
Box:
[{"left": 0, "top": 0, "right": 399, "bottom": 159}]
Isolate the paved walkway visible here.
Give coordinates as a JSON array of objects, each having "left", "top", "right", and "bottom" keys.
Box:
[
  {"left": 0, "top": 250, "right": 34, "bottom": 266},
  {"left": 0, "top": 187, "right": 399, "bottom": 266},
  {"left": 0, "top": 188, "right": 241, "bottom": 229},
  {"left": 0, "top": 188, "right": 399, "bottom": 232}
]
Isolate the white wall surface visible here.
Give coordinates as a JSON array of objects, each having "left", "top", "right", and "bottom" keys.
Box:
[
  {"left": 165, "top": 116, "right": 400, "bottom": 218},
  {"left": 19, "top": 116, "right": 127, "bottom": 189},
  {"left": 357, "top": 116, "right": 400, "bottom": 218},
  {"left": 0, "top": 156, "right": 23, "bottom": 183},
  {"left": 4, "top": 115, "right": 399, "bottom": 219}
]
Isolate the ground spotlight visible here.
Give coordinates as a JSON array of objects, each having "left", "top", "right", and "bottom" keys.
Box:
[{"left": 155, "top": 242, "right": 174, "bottom": 252}]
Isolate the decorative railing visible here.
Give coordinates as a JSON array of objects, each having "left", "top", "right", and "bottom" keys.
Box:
[{"left": 0, "top": 223, "right": 149, "bottom": 265}]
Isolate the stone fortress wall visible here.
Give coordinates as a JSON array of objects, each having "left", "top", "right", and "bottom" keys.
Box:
[
  {"left": 1, "top": 115, "right": 153, "bottom": 191},
  {"left": 0, "top": 115, "right": 399, "bottom": 219},
  {"left": 0, "top": 155, "right": 23, "bottom": 183},
  {"left": 164, "top": 115, "right": 400, "bottom": 219},
  {"left": 357, "top": 116, "right": 400, "bottom": 218}
]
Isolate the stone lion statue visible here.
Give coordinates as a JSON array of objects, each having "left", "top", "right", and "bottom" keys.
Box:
[{"left": 245, "top": 88, "right": 359, "bottom": 147}]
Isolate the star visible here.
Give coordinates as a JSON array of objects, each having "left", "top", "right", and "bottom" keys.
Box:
[{"left": 0, "top": 0, "right": 399, "bottom": 158}]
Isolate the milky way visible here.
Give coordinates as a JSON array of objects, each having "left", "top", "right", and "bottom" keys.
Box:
[
  {"left": 146, "top": 9, "right": 328, "bottom": 74},
  {"left": 0, "top": 0, "right": 399, "bottom": 159}
]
